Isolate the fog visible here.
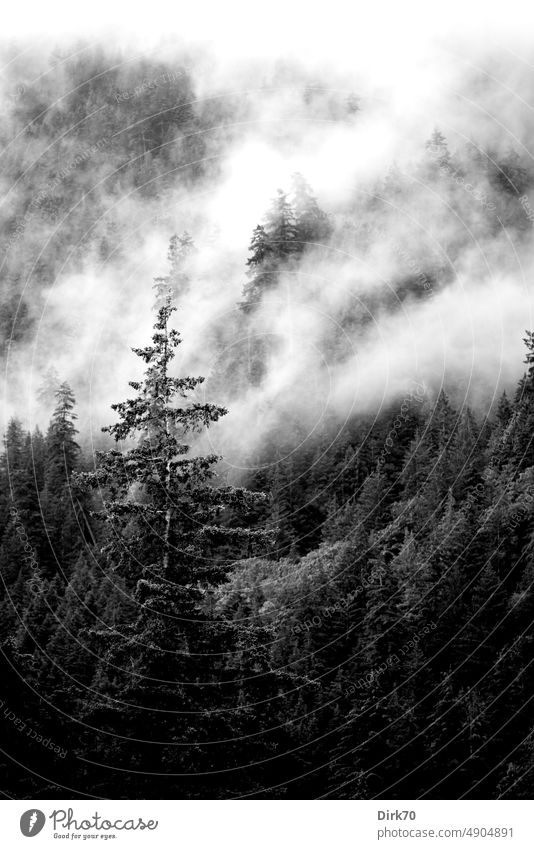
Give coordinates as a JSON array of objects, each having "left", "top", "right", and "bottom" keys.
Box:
[{"left": 1, "top": 25, "right": 534, "bottom": 469}]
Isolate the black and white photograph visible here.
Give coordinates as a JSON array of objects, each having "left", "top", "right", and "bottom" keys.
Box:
[{"left": 0, "top": 0, "right": 534, "bottom": 822}]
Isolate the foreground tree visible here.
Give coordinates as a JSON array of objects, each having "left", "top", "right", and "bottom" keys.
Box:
[{"left": 75, "top": 259, "right": 281, "bottom": 796}]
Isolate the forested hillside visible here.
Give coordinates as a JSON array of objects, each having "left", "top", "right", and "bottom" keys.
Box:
[{"left": 1, "top": 45, "right": 534, "bottom": 799}]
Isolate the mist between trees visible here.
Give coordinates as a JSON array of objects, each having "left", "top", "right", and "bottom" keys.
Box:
[
  {"left": 426, "top": 132, "right": 497, "bottom": 212},
  {"left": 519, "top": 195, "right": 534, "bottom": 226},
  {"left": 114, "top": 70, "right": 182, "bottom": 103},
  {"left": 1, "top": 44, "right": 534, "bottom": 801},
  {"left": 4, "top": 135, "right": 111, "bottom": 254},
  {"left": 390, "top": 244, "right": 435, "bottom": 299},
  {"left": 1, "top": 205, "right": 533, "bottom": 799},
  {"left": 0, "top": 83, "right": 25, "bottom": 116}
]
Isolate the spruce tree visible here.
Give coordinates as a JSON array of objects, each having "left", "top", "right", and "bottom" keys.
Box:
[
  {"left": 75, "top": 265, "right": 275, "bottom": 796},
  {"left": 0, "top": 421, "right": 43, "bottom": 629},
  {"left": 241, "top": 190, "right": 298, "bottom": 311},
  {"left": 41, "top": 382, "right": 81, "bottom": 575},
  {"left": 153, "top": 231, "right": 195, "bottom": 308},
  {"left": 44, "top": 383, "right": 79, "bottom": 491},
  {"left": 425, "top": 128, "right": 451, "bottom": 168},
  {"left": 507, "top": 331, "right": 534, "bottom": 472},
  {"left": 291, "top": 172, "right": 331, "bottom": 246},
  {"left": 264, "top": 189, "right": 298, "bottom": 258},
  {"left": 240, "top": 224, "right": 275, "bottom": 311}
]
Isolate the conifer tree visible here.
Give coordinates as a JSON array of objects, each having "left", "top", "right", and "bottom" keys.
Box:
[
  {"left": 75, "top": 255, "right": 275, "bottom": 796},
  {"left": 41, "top": 383, "right": 81, "bottom": 574},
  {"left": 507, "top": 330, "right": 534, "bottom": 472},
  {"left": 425, "top": 128, "right": 451, "bottom": 168},
  {"left": 291, "top": 172, "right": 331, "bottom": 246},
  {"left": 240, "top": 225, "right": 275, "bottom": 311},
  {"left": 241, "top": 190, "right": 298, "bottom": 311},
  {"left": 496, "top": 390, "right": 512, "bottom": 427},
  {"left": 44, "top": 383, "right": 79, "bottom": 491},
  {"left": 153, "top": 231, "right": 195, "bottom": 307},
  {"left": 0, "top": 421, "right": 43, "bottom": 625},
  {"left": 264, "top": 189, "right": 298, "bottom": 258}
]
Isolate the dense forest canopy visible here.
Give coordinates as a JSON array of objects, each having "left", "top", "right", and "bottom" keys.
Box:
[{"left": 0, "top": 43, "right": 534, "bottom": 799}]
